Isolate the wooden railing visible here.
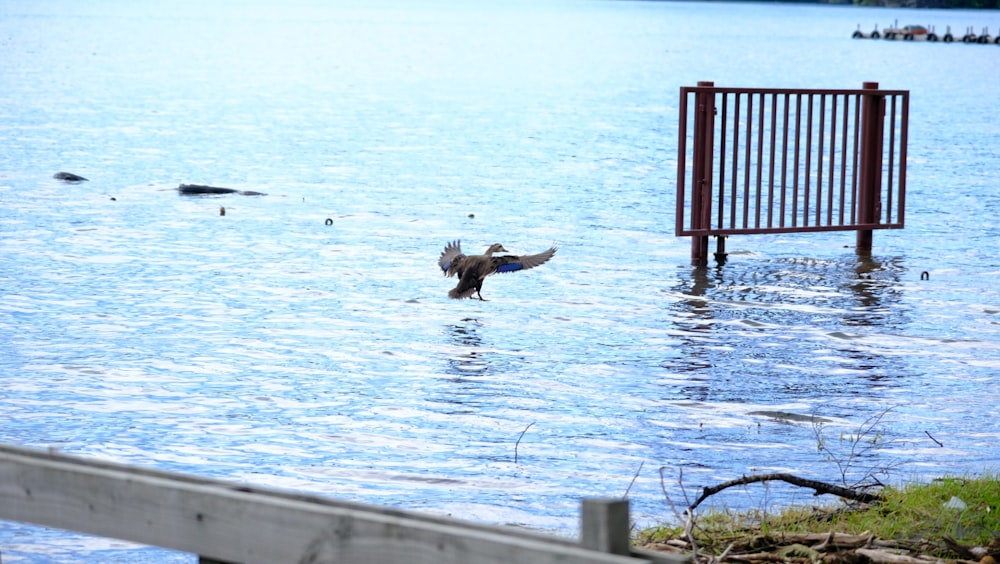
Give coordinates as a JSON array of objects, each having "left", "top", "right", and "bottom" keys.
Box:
[
  {"left": 677, "top": 81, "right": 908, "bottom": 265},
  {"left": 0, "top": 444, "right": 685, "bottom": 564}
]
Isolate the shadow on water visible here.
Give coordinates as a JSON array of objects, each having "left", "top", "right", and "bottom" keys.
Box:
[{"left": 660, "top": 254, "right": 910, "bottom": 406}]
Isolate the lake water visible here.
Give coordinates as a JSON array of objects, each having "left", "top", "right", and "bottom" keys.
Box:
[{"left": 2, "top": 0, "right": 999, "bottom": 561}]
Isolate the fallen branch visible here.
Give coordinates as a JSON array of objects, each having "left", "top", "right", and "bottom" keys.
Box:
[
  {"left": 803, "top": 531, "right": 874, "bottom": 550},
  {"left": 855, "top": 548, "right": 944, "bottom": 564},
  {"left": 688, "top": 473, "right": 882, "bottom": 513}
]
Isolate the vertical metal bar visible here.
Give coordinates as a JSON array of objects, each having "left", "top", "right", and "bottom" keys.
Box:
[
  {"left": 743, "top": 92, "right": 753, "bottom": 230},
  {"left": 804, "top": 94, "right": 813, "bottom": 226},
  {"left": 676, "top": 88, "right": 689, "bottom": 235},
  {"left": 691, "top": 85, "right": 706, "bottom": 259},
  {"left": 730, "top": 93, "right": 741, "bottom": 229},
  {"left": 850, "top": 93, "right": 861, "bottom": 225},
  {"left": 885, "top": 94, "right": 897, "bottom": 224},
  {"left": 702, "top": 86, "right": 717, "bottom": 237},
  {"left": 827, "top": 94, "right": 837, "bottom": 226},
  {"left": 691, "top": 81, "right": 716, "bottom": 265},
  {"left": 897, "top": 93, "right": 908, "bottom": 227},
  {"left": 780, "top": 93, "right": 790, "bottom": 228},
  {"left": 717, "top": 93, "right": 729, "bottom": 230},
  {"left": 857, "top": 82, "right": 885, "bottom": 253},
  {"left": 792, "top": 94, "right": 802, "bottom": 227},
  {"left": 816, "top": 95, "right": 826, "bottom": 226},
  {"left": 755, "top": 92, "right": 765, "bottom": 229},
  {"left": 839, "top": 94, "right": 850, "bottom": 226},
  {"left": 767, "top": 93, "right": 778, "bottom": 228}
]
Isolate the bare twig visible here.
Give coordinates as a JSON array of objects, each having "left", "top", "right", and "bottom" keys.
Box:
[
  {"left": 813, "top": 407, "right": 899, "bottom": 488},
  {"left": 623, "top": 460, "right": 644, "bottom": 499},
  {"left": 717, "top": 541, "right": 736, "bottom": 563},
  {"left": 924, "top": 431, "right": 943, "bottom": 447},
  {"left": 514, "top": 422, "right": 534, "bottom": 463},
  {"left": 676, "top": 467, "right": 704, "bottom": 562},
  {"left": 659, "top": 466, "right": 685, "bottom": 523},
  {"left": 678, "top": 466, "right": 692, "bottom": 507},
  {"left": 682, "top": 505, "right": 699, "bottom": 560}
]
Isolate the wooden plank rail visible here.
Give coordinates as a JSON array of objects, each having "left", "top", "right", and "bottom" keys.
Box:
[{"left": 0, "top": 444, "right": 686, "bottom": 564}]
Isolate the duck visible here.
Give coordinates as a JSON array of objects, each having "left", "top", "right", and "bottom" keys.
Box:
[{"left": 438, "top": 240, "right": 556, "bottom": 300}]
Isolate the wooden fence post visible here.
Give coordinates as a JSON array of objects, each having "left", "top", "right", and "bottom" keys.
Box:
[{"left": 580, "top": 498, "right": 631, "bottom": 556}]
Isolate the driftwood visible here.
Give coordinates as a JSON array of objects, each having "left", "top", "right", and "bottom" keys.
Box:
[
  {"left": 177, "top": 184, "right": 266, "bottom": 196},
  {"left": 644, "top": 531, "right": 1000, "bottom": 564},
  {"left": 689, "top": 473, "right": 882, "bottom": 512},
  {"left": 795, "top": 532, "right": 874, "bottom": 550},
  {"left": 855, "top": 548, "right": 947, "bottom": 564}
]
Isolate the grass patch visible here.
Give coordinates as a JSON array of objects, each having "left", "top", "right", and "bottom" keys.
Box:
[
  {"left": 837, "top": 475, "right": 1000, "bottom": 544},
  {"left": 637, "top": 473, "right": 1000, "bottom": 559}
]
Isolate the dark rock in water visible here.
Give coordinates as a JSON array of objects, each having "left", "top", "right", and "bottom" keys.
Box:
[
  {"left": 177, "top": 184, "right": 266, "bottom": 196},
  {"left": 53, "top": 172, "right": 88, "bottom": 182}
]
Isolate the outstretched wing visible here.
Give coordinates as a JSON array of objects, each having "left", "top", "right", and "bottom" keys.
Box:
[
  {"left": 439, "top": 240, "right": 465, "bottom": 277},
  {"left": 493, "top": 247, "right": 557, "bottom": 274}
]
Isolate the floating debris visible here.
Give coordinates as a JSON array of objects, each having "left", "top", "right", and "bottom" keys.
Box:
[
  {"left": 177, "top": 184, "right": 266, "bottom": 196},
  {"left": 53, "top": 172, "right": 88, "bottom": 182}
]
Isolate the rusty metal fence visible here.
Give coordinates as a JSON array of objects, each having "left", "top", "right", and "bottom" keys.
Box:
[{"left": 676, "top": 81, "right": 908, "bottom": 265}]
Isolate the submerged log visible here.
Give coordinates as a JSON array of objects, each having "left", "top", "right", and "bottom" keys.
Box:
[{"left": 177, "top": 184, "right": 265, "bottom": 196}]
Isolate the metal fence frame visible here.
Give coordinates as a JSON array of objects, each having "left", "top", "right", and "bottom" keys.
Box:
[{"left": 677, "top": 81, "right": 908, "bottom": 265}]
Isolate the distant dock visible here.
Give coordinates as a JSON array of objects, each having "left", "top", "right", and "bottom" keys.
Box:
[{"left": 853, "top": 21, "right": 998, "bottom": 44}]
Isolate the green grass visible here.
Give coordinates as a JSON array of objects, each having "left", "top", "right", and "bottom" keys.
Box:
[{"left": 637, "top": 474, "right": 1000, "bottom": 555}]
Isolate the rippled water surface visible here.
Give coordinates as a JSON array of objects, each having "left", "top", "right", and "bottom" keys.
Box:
[{"left": 2, "top": 0, "right": 1000, "bottom": 561}]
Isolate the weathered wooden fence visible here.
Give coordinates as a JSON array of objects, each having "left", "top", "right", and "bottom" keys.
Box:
[
  {"left": 0, "top": 444, "right": 685, "bottom": 564},
  {"left": 677, "top": 81, "right": 909, "bottom": 266}
]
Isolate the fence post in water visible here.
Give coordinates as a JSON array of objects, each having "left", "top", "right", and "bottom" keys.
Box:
[
  {"left": 857, "top": 81, "right": 885, "bottom": 255},
  {"left": 690, "top": 81, "right": 716, "bottom": 267},
  {"left": 580, "top": 498, "right": 631, "bottom": 556}
]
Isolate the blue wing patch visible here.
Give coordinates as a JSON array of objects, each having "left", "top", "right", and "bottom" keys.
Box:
[{"left": 496, "top": 263, "right": 523, "bottom": 273}]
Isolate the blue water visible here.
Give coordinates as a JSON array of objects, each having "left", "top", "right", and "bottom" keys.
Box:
[{"left": 2, "top": 0, "right": 1000, "bottom": 561}]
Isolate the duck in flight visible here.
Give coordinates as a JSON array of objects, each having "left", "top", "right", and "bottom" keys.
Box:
[{"left": 438, "top": 240, "right": 556, "bottom": 300}]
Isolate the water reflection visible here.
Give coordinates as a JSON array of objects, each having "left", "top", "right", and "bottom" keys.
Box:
[
  {"left": 843, "top": 255, "right": 907, "bottom": 328},
  {"left": 446, "top": 318, "right": 488, "bottom": 377},
  {"left": 661, "top": 254, "right": 910, "bottom": 404},
  {"left": 436, "top": 318, "right": 530, "bottom": 417}
]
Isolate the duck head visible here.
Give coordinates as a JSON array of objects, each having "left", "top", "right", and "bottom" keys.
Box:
[{"left": 484, "top": 243, "right": 508, "bottom": 255}]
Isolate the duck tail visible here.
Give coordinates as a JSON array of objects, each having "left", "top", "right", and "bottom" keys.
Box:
[{"left": 448, "top": 287, "right": 477, "bottom": 300}]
